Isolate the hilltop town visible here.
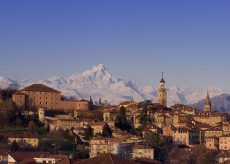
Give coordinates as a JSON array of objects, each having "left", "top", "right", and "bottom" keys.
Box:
[{"left": 0, "top": 75, "right": 230, "bottom": 164}]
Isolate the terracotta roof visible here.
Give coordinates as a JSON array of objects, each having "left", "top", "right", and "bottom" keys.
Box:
[
  {"left": 18, "top": 158, "right": 35, "bottom": 164},
  {"left": 8, "top": 151, "right": 50, "bottom": 162},
  {"left": 216, "top": 151, "right": 230, "bottom": 158},
  {"left": 74, "top": 153, "right": 138, "bottom": 164},
  {"left": 134, "top": 158, "right": 161, "bottom": 164},
  {"left": 0, "top": 150, "right": 7, "bottom": 155},
  {"left": 13, "top": 91, "right": 27, "bottom": 95},
  {"left": 17, "top": 154, "right": 71, "bottom": 164},
  {"left": 46, "top": 155, "right": 71, "bottom": 164},
  {"left": 21, "top": 84, "right": 61, "bottom": 93},
  {"left": 7, "top": 133, "right": 38, "bottom": 139}
]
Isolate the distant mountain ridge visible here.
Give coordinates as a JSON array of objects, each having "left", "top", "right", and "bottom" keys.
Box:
[
  {"left": 0, "top": 64, "right": 227, "bottom": 108},
  {"left": 192, "top": 94, "right": 230, "bottom": 113}
]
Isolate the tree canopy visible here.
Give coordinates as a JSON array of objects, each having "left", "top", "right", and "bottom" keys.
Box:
[
  {"left": 115, "top": 106, "right": 130, "bottom": 131},
  {"left": 102, "top": 123, "right": 112, "bottom": 138}
]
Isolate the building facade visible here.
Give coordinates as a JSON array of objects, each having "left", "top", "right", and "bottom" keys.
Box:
[{"left": 12, "top": 84, "right": 89, "bottom": 111}]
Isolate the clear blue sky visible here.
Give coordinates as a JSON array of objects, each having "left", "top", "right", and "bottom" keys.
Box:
[{"left": 0, "top": 1, "right": 230, "bottom": 90}]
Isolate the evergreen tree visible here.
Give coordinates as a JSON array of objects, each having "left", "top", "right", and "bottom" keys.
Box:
[
  {"left": 28, "top": 120, "right": 36, "bottom": 132},
  {"left": 89, "top": 96, "right": 93, "bottom": 109},
  {"left": 10, "top": 141, "right": 19, "bottom": 151},
  {"left": 102, "top": 123, "right": 112, "bottom": 138},
  {"left": 139, "top": 101, "right": 151, "bottom": 128},
  {"left": 99, "top": 98, "right": 102, "bottom": 106},
  {"left": 115, "top": 106, "right": 130, "bottom": 131},
  {"left": 83, "top": 125, "right": 94, "bottom": 141}
]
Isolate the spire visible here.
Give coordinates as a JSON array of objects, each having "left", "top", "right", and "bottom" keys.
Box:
[
  {"left": 205, "top": 91, "right": 211, "bottom": 104},
  {"left": 204, "top": 90, "right": 211, "bottom": 112},
  {"left": 160, "top": 72, "right": 165, "bottom": 83}
]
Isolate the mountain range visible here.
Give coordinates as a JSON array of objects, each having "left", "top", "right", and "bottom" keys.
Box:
[{"left": 0, "top": 64, "right": 229, "bottom": 112}]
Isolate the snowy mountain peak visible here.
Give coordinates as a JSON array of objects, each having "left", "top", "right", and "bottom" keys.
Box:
[
  {"left": 0, "top": 65, "right": 228, "bottom": 106},
  {"left": 81, "top": 64, "right": 108, "bottom": 77},
  {"left": 0, "top": 75, "right": 17, "bottom": 88}
]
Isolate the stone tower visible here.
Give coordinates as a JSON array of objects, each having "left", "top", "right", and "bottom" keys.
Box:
[
  {"left": 204, "top": 91, "right": 211, "bottom": 112},
  {"left": 157, "top": 72, "right": 167, "bottom": 106}
]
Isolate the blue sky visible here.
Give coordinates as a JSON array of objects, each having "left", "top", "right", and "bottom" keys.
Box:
[{"left": 0, "top": 1, "right": 230, "bottom": 90}]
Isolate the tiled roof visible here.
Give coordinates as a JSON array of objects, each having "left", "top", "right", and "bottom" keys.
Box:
[
  {"left": 216, "top": 151, "right": 230, "bottom": 158},
  {"left": 74, "top": 153, "right": 138, "bottom": 164},
  {"left": 7, "top": 133, "right": 38, "bottom": 139},
  {"left": 21, "top": 84, "right": 61, "bottom": 93},
  {"left": 13, "top": 91, "right": 27, "bottom": 95},
  {"left": 8, "top": 151, "right": 50, "bottom": 162},
  {"left": 134, "top": 158, "right": 161, "bottom": 164}
]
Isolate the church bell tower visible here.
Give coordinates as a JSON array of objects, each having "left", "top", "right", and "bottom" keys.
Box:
[
  {"left": 204, "top": 91, "right": 212, "bottom": 112},
  {"left": 157, "top": 72, "right": 167, "bottom": 106}
]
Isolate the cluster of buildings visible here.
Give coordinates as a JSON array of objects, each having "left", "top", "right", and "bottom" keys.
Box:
[{"left": 1, "top": 74, "right": 230, "bottom": 163}]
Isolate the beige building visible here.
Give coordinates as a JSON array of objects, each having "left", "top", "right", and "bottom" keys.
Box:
[
  {"left": 219, "top": 135, "right": 230, "bottom": 151},
  {"left": 132, "top": 145, "right": 154, "bottom": 160},
  {"left": 172, "top": 127, "right": 200, "bottom": 146},
  {"left": 12, "top": 84, "right": 89, "bottom": 111},
  {"left": 223, "top": 123, "right": 230, "bottom": 135},
  {"left": 89, "top": 137, "right": 135, "bottom": 158},
  {"left": 89, "top": 121, "right": 115, "bottom": 135},
  {"left": 205, "top": 137, "right": 219, "bottom": 150},
  {"left": 204, "top": 128, "right": 223, "bottom": 138},
  {"left": 7, "top": 133, "right": 39, "bottom": 148},
  {"left": 193, "top": 112, "right": 227, "bottom": 126},
  {"left": 170, "top": 104, "right": 196, "bottom": 115},
  {"left": 103, "top": 108, "right": 118, "bottom": 122}
]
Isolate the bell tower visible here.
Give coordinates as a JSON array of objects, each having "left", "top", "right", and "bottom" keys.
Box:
[
  {"left": 157, "top": 72, "right": 167, "bottom": 106},
  {"left": 204, "top": 91, "right": 211, "bottom": 112}
]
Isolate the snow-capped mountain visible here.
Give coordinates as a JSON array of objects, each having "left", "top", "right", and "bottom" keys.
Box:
[
  {"left": 0, "top": 64, "right": 227, "bottom": 106},
  {"left": 0, "top": 75, "right": 18, "bottom": 89}
]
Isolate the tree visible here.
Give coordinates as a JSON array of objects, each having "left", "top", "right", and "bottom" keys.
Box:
[
  {"left": 83, "top": 125, "right": 94, "bottom": 141},
  {"left": 89, "top": 96, "right": 93, "bottom": 109},
  {"left": 15, "top": 118, "right": 23, "bottom": 127},
  {"left": 102, "top": 123, "right": 112, "bottom": 138},
  {"left": 115, "top": 106, "right": 130, "bottom": 131},
  {"left": 144, "top": 131, "right": 172, "bottom": 161},
  {"left": 10, "top": 141, "right": 19, "bottom": 151},
  {"left": 28, "top": 120, "right": 36, "bottom": 132},
  {"left": 99, "top": 98, "right": 102, "bottom": 106},
  {"left": 139, "top": 101, "right": 151, "bottom": 129}
]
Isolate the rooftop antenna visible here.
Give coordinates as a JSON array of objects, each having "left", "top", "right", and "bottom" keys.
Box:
[{"left": 162, "top": 72, "right": 164, "bottom": 79}]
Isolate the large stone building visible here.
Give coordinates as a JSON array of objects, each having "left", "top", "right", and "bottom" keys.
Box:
[
  {"left": 12, "top": 84, "right": 89, "bottom": 111},
  {"left": 157, "top": 72, "right": 167, "bottom": 106}
]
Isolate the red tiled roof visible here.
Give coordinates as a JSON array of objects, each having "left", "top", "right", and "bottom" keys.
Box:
[
  {"left": 74, "top": 153, "right": 138, "bottom": 164},
  {"left": 7, "top": 133, "right": 38, "bottom": 139},
  {"left": 13, "top": 91, "right": 27, "bottom": 95},
  {"left": 8, "top": 151, "right": 50, "bottom": 162},
  {"left": 21, "top": 84, "right": 61, "bottom": 93}
]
